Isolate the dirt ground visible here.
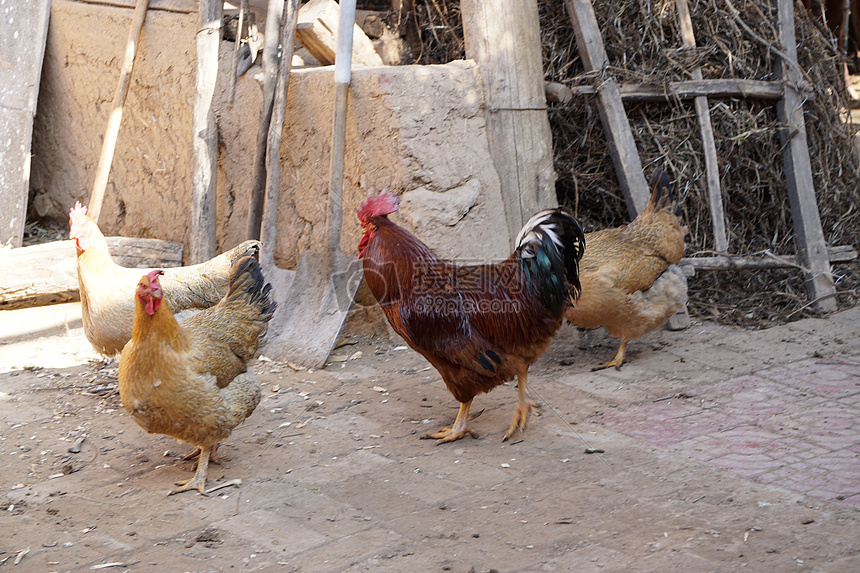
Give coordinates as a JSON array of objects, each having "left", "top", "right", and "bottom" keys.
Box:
[{"left": 1, "top": 301, "right": 860, "bottom": 572}]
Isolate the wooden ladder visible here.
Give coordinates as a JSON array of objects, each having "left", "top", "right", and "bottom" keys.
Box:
[{"left": 564, "top": 0, "right": 855, "bottom": 315}]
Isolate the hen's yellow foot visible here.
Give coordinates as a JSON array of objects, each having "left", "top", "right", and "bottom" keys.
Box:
[
  {"left": 169, "top": 475, "right": 207, "bottom": 495},
  {"left": 168, "top": 446, "right": 211, "bottom": 495}
]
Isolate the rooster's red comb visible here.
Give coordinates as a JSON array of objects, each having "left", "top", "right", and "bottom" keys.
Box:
[{"left": 357, "top": 188, "right": 400, "bottom": 224}]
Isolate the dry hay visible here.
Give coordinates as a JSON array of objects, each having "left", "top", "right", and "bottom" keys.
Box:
[{"left": 400, "top": 0, "right": 860, "bottom": 326}]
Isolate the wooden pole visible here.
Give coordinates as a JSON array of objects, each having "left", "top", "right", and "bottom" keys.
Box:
[
  {"left": 189, "top": 0, "right": 222, "bottom": 264},
  {"left": 461, "top": 0, "right": 556, "bottom": 248},
  {"left": 261, "top": 0, "right": 300, "bottom": 261},
  {"left": 564, "top": 0, "right": 650, "bottom": 218},
  {"left": 774, "top": 0, "right": 837, "bottom": 312},
  {"left": 88, "top": 0, "right": 150, "bottom": 223},
  {"left": 247, "top": 0, "right": 284, "bottom": 242},
  {"left": 675, "top": 0, "right": 727, "bottom": 253}
]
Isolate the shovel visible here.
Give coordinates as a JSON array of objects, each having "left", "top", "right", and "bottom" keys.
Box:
[{"left": 261, "top": 0, "right": 361, "bottom": 367}]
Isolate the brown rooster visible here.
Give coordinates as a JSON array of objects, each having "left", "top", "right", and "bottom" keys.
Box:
[
  {"left": 69, "top": 202, "right": 260, "bottom": 356},
  {"left": 358, "top": 190, "right": 585, "bottom": 443},
  {"left": 565, "top": 169, "right": 687, "bottom": 371},
  {"left": 118, "top": 256, "right": 276, "bottom": 494}
]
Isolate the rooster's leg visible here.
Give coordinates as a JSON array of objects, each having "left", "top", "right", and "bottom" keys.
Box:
[
  {"left": 592, "top": 337, "right": 629, "bottom": 371},
  {"left": 169, "top": 445, "right": 211, "bottom": 495},
  {"left": 425, "top": 400, "right": 476, "bottom": 444},
  {"left": 503, "top": 372, "right": 538, "bottom": 441}
]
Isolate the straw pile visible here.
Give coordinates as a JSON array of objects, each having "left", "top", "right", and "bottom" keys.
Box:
[{"left": 397, "top": 0, "right": 860, "bottom": 326}]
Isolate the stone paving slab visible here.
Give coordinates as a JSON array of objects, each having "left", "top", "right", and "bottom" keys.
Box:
[{"left": 595, "top": 356, "right": 860, "bottom": 509}]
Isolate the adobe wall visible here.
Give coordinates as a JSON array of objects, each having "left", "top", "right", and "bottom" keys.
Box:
[{"left": 30, "top": 0, "right": 512, "bottom": 266}]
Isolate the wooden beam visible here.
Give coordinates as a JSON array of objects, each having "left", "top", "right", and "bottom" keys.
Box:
[
  {"left": 462, "top": 0, "right": 557, "bottom": 247},
  {"left": 774, "top": 0, "right": 837, "bottom": 311},
  {"left": 568, "top": 79, "right": 785, "bottom": 101},
  {"left": 75, "top": 0, "right": 195, "bottom": 12},
  {"left": 189, "top": 0, "right": 222, "bottom": 264},
  {"left": 681, "top": 245, "right": 857, "bottom": 271},
  {"left": 564, "top": 0, "right": 649, "bottom": 217},
  {"left": 0, "top": 238, "right": 183, "bottom": 310},
  {"left": 675, "top": 0, "right": 727, "bottom": 253}
]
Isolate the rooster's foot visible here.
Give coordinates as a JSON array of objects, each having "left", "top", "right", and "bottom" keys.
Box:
[
  {"left": 591, "top": 358, "right": 623, "bottom": 371},
  {"left": 503, "top": 399, "right": 539, "bottom": 441},
  {"left": 422, "top": 426, "right": 478, "bottom": 444}
]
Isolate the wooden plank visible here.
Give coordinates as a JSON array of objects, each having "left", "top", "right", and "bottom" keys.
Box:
[
  {"left": 461, "top": 0, "right": 557, "bottom": 246},
  {"left": 775, "top": 0, "right": 837, "bottom": 312},
  {"left": 0, "top": 0, "right": 50, "bottom": 248},
  {"left": 681, "top": 245, "right": 857, "bottom": 270},
  {"left": 570, "top": 79, "right": 785, "bottom": 101},
  {"left": 0, "top": 238, "right": 183, "bottom": 310},
  {"left": 295, "top": 0, "right": 383, "bottom": 66},
  {"left": 564, "top": 0, "right": 650, "bottom": 217},
  {"left": 189, "top": 0, "right": 222, "bottom": 264},
  {"left": 675, "top": 0, "right": 727, "bottom": 253}
]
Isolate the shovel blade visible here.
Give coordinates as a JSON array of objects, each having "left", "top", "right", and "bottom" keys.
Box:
[{"left": 261, "top": 250, "right": 362, "bottom": 368}]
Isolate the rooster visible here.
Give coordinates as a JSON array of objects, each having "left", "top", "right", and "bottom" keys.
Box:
[
  {"left": 118, "top": 256, "right": 276, "bottom": 494},
  {"left": 69, "top": 202, "right": 260, "bottom": 355},
  {"left": 357, "top": 190, "right": 585, "bottom": 443},
  {"left": 565, "top": 168, "right": 687, "bottom": 370}
]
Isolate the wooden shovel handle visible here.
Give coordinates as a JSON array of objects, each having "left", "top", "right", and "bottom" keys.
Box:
[{"left": 88, "top": 0, "right": 150, "bottom": 223}]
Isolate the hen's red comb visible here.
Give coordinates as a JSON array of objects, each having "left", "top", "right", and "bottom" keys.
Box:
[
  {"left": 69, "top": 201, "right": 87, "bottom": 222},
  {"left": 145, "top": 269, "right": 165, "bottom": 285},
  {"left": 357, "top": 188, "right": 400, "bottom": 224}
]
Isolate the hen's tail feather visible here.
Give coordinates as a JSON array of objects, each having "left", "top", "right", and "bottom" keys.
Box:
[
  {"left": 649, "top": 168, "right": 680, "bottom": 217},
  {"left": 225, "top": 256, "right": 278, "bottom": 325},
  {"left": 224, "top": 240, "right": 261, "bottom": 264},
  {"left": 514, "top": 209, "right": 586, "bottom": 314}
]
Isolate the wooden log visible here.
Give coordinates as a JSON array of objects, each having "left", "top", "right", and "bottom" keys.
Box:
[
  {"left": 545, "top": 81, "right": 574, "bottom": 104},
  {"left": 189, "top": 0, "right": 222, "bottom": 264},
  {"left": 774, "top": 0, "right": 837, "bottom": 312},
  {"left": 675, "top": 0, "right": 727, "bottom": 253},
  {"left": 569, "top": 79, "right": 785, "bottom": 101},
  {"left": 296, "top": 0, "right": 383, "bottom": 66},
  {"left": 564, "top": 0, "right": 650, "bottom": 217},
  {"left": 681, "top": 245, "right": 857, "bottom": 271},
  {"left": 461, "top": 0, "right": 556, "bottom": 247},
  {"left": 0, "top": 238, "right": 183, "bottom": 310}
]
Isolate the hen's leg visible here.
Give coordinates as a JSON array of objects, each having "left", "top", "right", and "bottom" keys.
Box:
[
  {"left": 425, "top": 400, "right": 476, "bottom": 444},
  {"left": 169, "top": 445, "right": 211, "bottom": 495},
  {"left": 181, "top": 443, "right": 220, "bottom": 463},
  {"left": 592, "top": 337, "right": 629, "bottom": 371},
  {"left": 503, "top": 372, "right": 537, "bottom": 441}
]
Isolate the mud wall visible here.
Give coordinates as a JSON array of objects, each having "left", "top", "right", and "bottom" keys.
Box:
[{"left": 30, "top": 0, "right": 512, "bottom": 266}]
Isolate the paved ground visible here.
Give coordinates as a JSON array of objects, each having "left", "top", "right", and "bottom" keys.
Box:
[{"left": 1, "top": 302, "right": 859, "bottom": 572}]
